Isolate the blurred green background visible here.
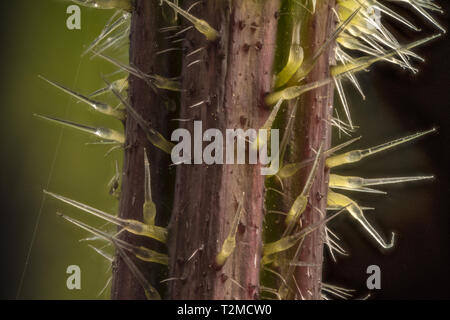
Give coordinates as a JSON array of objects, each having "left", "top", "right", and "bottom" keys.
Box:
[
  {"left": 0, "top": 0, "right": 125, "bottom": 299},
  {"left": 0, "top": 0, "right": 449, "bottom": 299}
]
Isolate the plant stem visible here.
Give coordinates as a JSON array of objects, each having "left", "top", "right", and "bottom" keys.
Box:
[
  {"left": 111, "top": 0, "right": 173, "bottom": 300},
  {"left": 283, "top": 0, "right": 335, "bottom": 300},
  {"left": 167, "top": 0, "right": 280, "bottom": 299}
]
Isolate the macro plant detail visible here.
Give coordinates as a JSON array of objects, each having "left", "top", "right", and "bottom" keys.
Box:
[{"left": 30, "top": 0, "right": 445, "bottom": 300}]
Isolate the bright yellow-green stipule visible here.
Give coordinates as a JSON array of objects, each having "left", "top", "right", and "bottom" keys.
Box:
[{"left": 274, "top": 21, "right": 304, "bottom": 88}]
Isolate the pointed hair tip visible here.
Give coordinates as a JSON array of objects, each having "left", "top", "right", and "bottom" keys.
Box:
[
  {"left": 33, "top": 113, "right": 47, "bottom": 120},
  {"left": 37, "top": 74, "right": 49, "bottom": 81},
  {"left": 37, "top": 75, "right": 52, "bottom": 83},
  {"left": 388, "top": 232, "right": 396, "bottom": 249}
]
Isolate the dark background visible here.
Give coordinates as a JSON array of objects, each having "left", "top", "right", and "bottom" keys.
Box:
[
  {"left": 324, "top": 1, "right": 450, "bottom": 299},
  {"left": 0, "top": 0, "right": 449, "bottom": 299}
]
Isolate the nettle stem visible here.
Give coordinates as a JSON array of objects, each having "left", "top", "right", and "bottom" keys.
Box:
[
  {"left": 286, "top": 1, "right": 335, "bottom": 299},
  {"left": 263, "top": 0, "right": 335, "bottom": 301},
  {"left": 111, "top": 0, "right": 173, "bottom": 300},
  {"left": 167, "top": 0, "right": 279, "bottom": 299},
  {"left": 113, "top": 0, "right": 334, "bottom": 300}
]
